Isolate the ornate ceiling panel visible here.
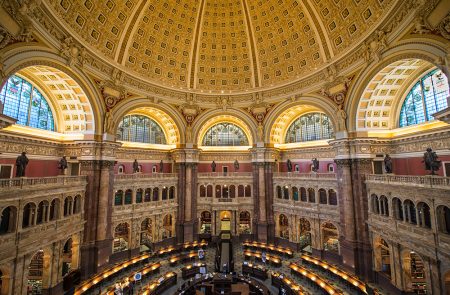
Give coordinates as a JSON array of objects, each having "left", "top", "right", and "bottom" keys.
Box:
[
  {"left": 309, "top": 0, "right": 395, "bottom": 53},
  {"left": 42, "top": 0, "right": 399, "bottom": 93}
]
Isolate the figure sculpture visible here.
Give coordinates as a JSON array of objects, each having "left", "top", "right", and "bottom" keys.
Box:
[
  {"left": 59, "top": 156, "right": 68, "bottom": 174},
  {"left": 287, "top": 159, "right": 292, "bottom": 172},
  {"left": 15, "top": 152, "right": 29, "bottom": 177},
  {"left": 384, "top": 154, "right": 393, "bottom": 174},
  {"left": 211, "top": 161, "right": 216, "bottom": 172},
  {"left": 159, "top": 160, "right": 164, "bottom": 173},
  {"left": 312, "top": 158, "right": 319, "bottom": 172},
  {"left": 234, "top": 159, "right": 239, "bottom": 171},
  {"left": 133, "top": 159, "right": 139, "bottom": 173},
  {"left": 422, "top": 148, "right": 441, "bottom": 175}
]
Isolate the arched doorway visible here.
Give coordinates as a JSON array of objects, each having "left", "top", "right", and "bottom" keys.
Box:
[
  {"left": 61, "top": 239, "right": 72, "bottom": 277},
  {"left": 322, "top": 222, "right": 339, "bottom": 254},
  {"left": 162, "top": 214, "right": 173, "bottom": 239},
  {"left": 200, "top": 211, "right": 212, "bottom": 234},
  {"left": 401, "top": 250, "right": 428, "bottom": 294},
  {"left": 374, "top": 237, "right": 392, "bottom": 279},
  {"left": 238, "top": 211, "right": 251, "bottom": 234},
  {"left": 140, "top": 218, "right": 152, "bottom": 251},
  {"left": 113, "top": 223, "right": 129, "bottom": 253},
  {"left": 278, "top": 214, "right": 289, "bottom": 239},
  {"left": 298, "top": 218, "right": 311, "bottom": 251},
  {"left": 220, "top": 211, "right": 231, "bottom": 232},
  {"left": 27, "top": 251, "right": 44, "bottom": 294},
  {"left": 0, "top": 206, "right": 17, "bottom": 234}
]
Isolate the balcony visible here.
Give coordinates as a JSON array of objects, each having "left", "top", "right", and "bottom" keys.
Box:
[
  {"left": 273, "top": 172, "right": 336, "bottom": 179},
  {"left": 366, "top": 174, "right": 450, "bottom": 189},
  {"left": 115, "top": 173, "right": 177, "bottom": 180},
  {"left": 197, "top": 197, "right": 253, "bottom": 206},
  {"left": 0, "top": 176, "right": 87, "bottom": 193},
  {"left": 198, "top": 172, "right": 253, "bottom": 178}
]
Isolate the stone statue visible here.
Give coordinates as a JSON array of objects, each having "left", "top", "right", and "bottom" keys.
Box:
[
  {"left": 234, "top": 159, "right": 239, "bottom": 171},
  {"left": 336, "top": 104, "right": 347, "bottom": 131},
  {"left": 15, "top": 152, "right": 29, "bottom": 177},
  {"left": 133, "top": 159, "right": 139, "bottom": 173},
  {"left": 286, "top": 159, "right": 292, "bottom": 172},
  {"left": 257, "top": 123, "right": 264, "bottom": 141},
  {"left": 159, "top": 160, "right": 164, "bottom": 173},
  {"left": 312, "top": 158, "right": 319, "bottom": 172},
  {"left": 58, "top": 156, "right": 68, "bottom": 173},
  {"left": 384, "top": 154, "right": 393, "bottom": 174},
  {"left": 104, "top": 111, "right": 114, "bottom": 134},
  {"left": 422, "top": 148, "right": 441, "bottom": 175},
  {"left": 211, "top": 161, "right": 216, "bottom": 172}
]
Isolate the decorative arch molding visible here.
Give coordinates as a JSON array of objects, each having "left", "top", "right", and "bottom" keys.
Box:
[
  {"left": 192, "top": 108, "right": 257, "bottom": 148},
  {"left": 264, "top": 96, "right": 338, "bottom": 145},
  {"left": 111, "top": 99, "right": 184, "bottom": 145},
  {"left": 1, "top": 48, "right": 103, "bottom": 135},
  {"left": 347, "top": 41, "right": 449, "bottom": 133}
]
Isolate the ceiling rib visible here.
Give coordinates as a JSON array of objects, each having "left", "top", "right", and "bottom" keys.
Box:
[
  {"left": 241, "top": 0, "right": 261, "bottom": 88},
  {"left": 188, "top": 0, "right": 207, "bottom": 90}
]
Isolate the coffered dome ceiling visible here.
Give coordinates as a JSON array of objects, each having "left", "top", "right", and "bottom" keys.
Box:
[{"left": 47, "top": 0, "right": 396, "bottom": 93}]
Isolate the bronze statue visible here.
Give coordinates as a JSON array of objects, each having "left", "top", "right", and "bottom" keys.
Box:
[
  {"left": 133, "top": 159, "right": 139, "bottom": 173},
  {"left": 422, "top": 148, "right": 441, "bottom": 175},
  {"left": 159, "top": 160, "right": 164, "bottom": 173},
  {"left": 384, "top": 154, "right": 393, "bottom": 174},
  {"left": 211, "top": 161, "right": 216, "bottom": 172},
  {"left": 59, "top": 156, "right": 68, "bottom": 173},
  {"left": 234, "top": 159, "right": 239, "bottom": 171},
  {"left": 312, "top": 158, "right": 319, "bottom": 172},
  {"left": 287, "top": 159, "right": 292, "bottom": 172},
  {"left": 15, "top": 152, "right": 29, "bottom": 177}
]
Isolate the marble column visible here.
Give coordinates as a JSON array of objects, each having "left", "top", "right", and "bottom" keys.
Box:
[{"left": 79, "top": 159, "right": 115, "bottom": 279}]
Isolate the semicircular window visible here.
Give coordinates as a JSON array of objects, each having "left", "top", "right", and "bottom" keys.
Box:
[
  {"left": 285, "top": 112, "right": 334, "bottom": 143},
  {"left": 202, "top": 122, "right": 249, "bottom": 146},
  {"left": 399, "top": 69, "right": 449, "bottom": 127},
  {"left": 0, "top": 75, "right": 55, "bottom": 131},
  {"left": 116, "top": 115, "right": 167, "bottom": 144}
]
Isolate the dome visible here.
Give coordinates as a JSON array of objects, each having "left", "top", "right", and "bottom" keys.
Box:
[{"left": 49, "top": 0, "right": 395, "bottom": 94}]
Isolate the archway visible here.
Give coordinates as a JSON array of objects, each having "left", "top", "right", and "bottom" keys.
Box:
[
  {"left": 113, "top": 223, "right": 130, "bottom": 253},
  {"left": 220, "top": 211, "right": 231, "bottom": 232},
  {"left": 278, "top": 214, "right": 289, "bottom": 240},
  {"left": 401, "top": 250, "right": 428, "bottom": 294},
  {"left": 200, "top": 211, "right": 212, "bottom": 234},
  {"left": 140, "top": 218, "right": 153, "bottom": 251},
  {"left": 322, "top": 222, "right": 339, "bottom": 254},
  {"left": 61, "top": 238, "right": 73, "bottom": 277},
  {"left": 374, "top": 237, "right": 392, "bottom": 279},
  {"left": 0, "top": 206, "right": 17, "bottom": 234},
  {"left": 27, "top": 250, "right": 48, "bottom": 294},
  {"left": 298, "top": 218, "right": 311, "bottom": 251},
  {"left": 162, "top": 214, "right": 173, "bottom": 239},
  {"left": 0, "top": 265, "right": 11, "bottom": 295},
  {"left": 238, "top": 211, "right": 251, "bottom": 234}
]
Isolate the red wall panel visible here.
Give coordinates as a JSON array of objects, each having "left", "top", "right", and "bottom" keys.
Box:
[{"left": 0, "top": 158, "right": 60, "bottom": 177}]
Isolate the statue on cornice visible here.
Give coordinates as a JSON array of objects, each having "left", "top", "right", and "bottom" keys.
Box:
[
  {"left": 159, "top": 160, "right": 164, "bottom": 173},
  {"left": 287, "top": 159, "right": 292, "bottom": 172},
  {"left": 311, "top": 158, "right": 319, "bottom": 173},
  {"left": 384, "top": 154, "right": 393, "bottom": 174},
  {"left": 133, "top": 159, "right": 139, "bottom": 173},
  {"left": 257, "top": 123, "right": 264, "bottom": 142},
  {"left": 234, "top": 159, "right": 239, "bottom": 171},
  {"left": 211, "top": 161, "right": 216, "bottom": 172},
  {"left": 422, "top": 148, "right": 441, "bottom": 175}
]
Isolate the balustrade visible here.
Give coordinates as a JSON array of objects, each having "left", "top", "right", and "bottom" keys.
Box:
[
  {"left": 0, "top": 175, "right": 87, "bottom": 190},
  {"left": 197, "top": 172, "right": 253, "bottom": 178},
  {"left": 273, "top": 172, "right": 336, "bottom": 179},
  {"left": 366, "top": 174, "right": 450, "bottom": 188}
]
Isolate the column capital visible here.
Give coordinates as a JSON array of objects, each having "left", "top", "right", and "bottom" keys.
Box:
[
  {"left": 329, "top": 137, "right": 379, "bottom": 160},
  {"left": 250, "top": 147, "right": 280, "bottom": 163},
  {"left": 170, "top": 148, "right": 200, "bottom": 163}
]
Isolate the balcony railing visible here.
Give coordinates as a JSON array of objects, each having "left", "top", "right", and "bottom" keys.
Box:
[
  {"left": 0, "top": 176, "right": 87, "bottom": 189},
  {"left": 366, "top": 174, "right": 450, "bottom": 188},
  {"left": 198, "top": 172, "right": 253, "bottom": 177},
  {"left": 114, "top": 173, "right": 177, "bottom": 180},
  {"left": 273, "top": 172, "right": 336, "bottom": 179}
]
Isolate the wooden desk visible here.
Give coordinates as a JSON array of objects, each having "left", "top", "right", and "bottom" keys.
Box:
[
  {"left": 243, "top": 241, "right": 294, "bottom": 258},
  {"left": 301, "top": 254, "right": 367, "bottom": 294},
  {"left": 243, "top": 250, "right": 282, "bottom": 267},
  {"left": 181, "top": 263, "right": 206, "bottom": 280},
  {"left": 289, "top": 262, "right": 343, "bottom": 295},
  {"left": 271, "top": 272, "right": 305, "bottom": 295},
  {"left": 142, "top": 272, "right": 177, "bottom": 295},
  {"left": 242, "top": 262, "right": 268, "bottom": 281},
  {"left": 169, "top": 250, "right": 200, "bottom": 266}
]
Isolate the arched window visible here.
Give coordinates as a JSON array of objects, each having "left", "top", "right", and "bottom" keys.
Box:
[
  {"left": 116, "top": 115, "right": 167, "bottom": 144},
  {"left": 36, "top": 201, "right": 49, "bottom": 224},
  {"left": 380, "top": 195, "right": 389, "bottom": 217},
  {"left": 49, "top": 199, "right": 60, "bottom": 221},
  {"left": 283, "top": 186, "right": 289, "bottom": 199},
  {"left": 200, "top": 185, "right": 206, "bottom": 197},
  {"left": 417, "top": 202, "right": 431, "bottom": 229},
  {"left": 22, "top": 203, "right": 36, "bottom": 228},
  {"left": 292, "top": 187, "right": 299, "bottom": 201},
  {"left": 124, "top": 189, "right": 132, "bottom": 205},
  {"left": 202, "top": 122, "right": 249, "bottom": 146},
  {"left": 63, "top": 197, "right": 73, "bottom": 216},
  {"left": 0, "top": 206, "right": 17, "bottom": 234},
  {"left": 372, "top": 194, "right": 380, "bottom": 214},
  {"left": 285, "top": 112, "right": 333, "bottom": 143},
  {"left": 144, "top": 188, "right": 151, "bottom": 202},
  {"left": 328, "top": 190, "right": 337, "bottom": 205},
  {"left": 136, "top": 189, "right": 143, "bottom": 203},
  {"left": 393, "top": 197, "right": 403, "bottom": 221},
  {"left": 300, "top": 187, "right": 307, "bottom": 202},
  {"left": 436, "top": 205, "right": 450, "bottom": 234},
  {"left": 162, "top": 187, "right": 168, "bottom": 200},
  {"left": 319, "top": 189, "right": 327, "bottom": 204},
  {"left": 404, "top": 200, "right": 417, "bottom": 224},
  {"left": 0, "top": 75, "right": 55, "bottom": 131},
  {"left": 308, "top": 188, "right": 315, "bottom": 203},
  {"left": 114, "top": 190, "right": 124, "bottom": 206},
  {"left": 276, "top": 186, "right": 282, "bottom": 199},
  {"left": 169, "top": 186, "right": 175, "bottom": 199},
  {"left": 399, "top": 69, "right": 449, "bottom": 127}
]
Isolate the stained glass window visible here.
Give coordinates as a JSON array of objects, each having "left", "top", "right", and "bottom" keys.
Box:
[
  {"left": 399, "top": 69, "right": 449, "bottom": 127},
  {"left": 0, "top": 75, "right": 55, "bottom": 131},
  {"left": 202, "top": 122, "right": 249, "bottom": 146},
  {"left": 116, "top": 114, "right": 167, "bottom": 144},
  {"left": 285, "top": 113, "right": 333, "bottom": 143}
]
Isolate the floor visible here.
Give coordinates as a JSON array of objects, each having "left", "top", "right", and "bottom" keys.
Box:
[{"left": 88, "top": 243, "right": 391, "bottom": 295}]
